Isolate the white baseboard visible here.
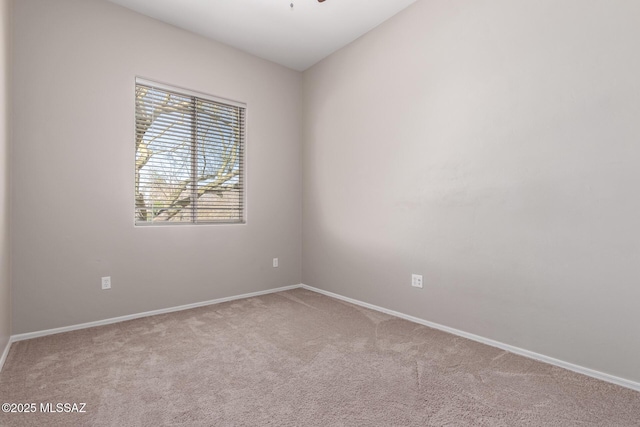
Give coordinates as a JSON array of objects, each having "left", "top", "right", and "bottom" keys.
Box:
[
  {"left": 300, "top": 284, "right": 640, "bottom": 393},
  {"left": 0, "top": 337, "right": 10, "bottom": 372},
  {"left": 7, "top": 283, "right": 639, "bottom": 393},
  {"left": 10, "top": 284, "right": 302, "bottom": 343}
]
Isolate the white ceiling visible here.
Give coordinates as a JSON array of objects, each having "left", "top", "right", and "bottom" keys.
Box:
[{"left": 108, "top": 0, "right": 418, "bottom": 71}]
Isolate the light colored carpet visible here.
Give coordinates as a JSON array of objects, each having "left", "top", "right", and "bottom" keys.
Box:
[{"left": 0, "top": 288, "right": 638, "bottom": 426}]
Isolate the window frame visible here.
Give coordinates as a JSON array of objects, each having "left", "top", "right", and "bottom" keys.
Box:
[{"left": 134, "top": 77, "right": 247, "bottom": 226}]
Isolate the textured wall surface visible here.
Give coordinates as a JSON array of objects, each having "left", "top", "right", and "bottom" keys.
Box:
[
  {"left": 0, "top": 0, "right": 10, "bottom": 358},
  {"left": 11, "top": 0, "right": 302, "bottom": 333},
  {"left": 302, "top": 0, "right": 640, "bottom": 382},
  {"left": 8, "top": 0, "right": 640, "bottom": 388}
]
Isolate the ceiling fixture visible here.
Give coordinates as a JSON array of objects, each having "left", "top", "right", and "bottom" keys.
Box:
[{"left": 291, "top": 0, "right": 325, "bottom": 9}]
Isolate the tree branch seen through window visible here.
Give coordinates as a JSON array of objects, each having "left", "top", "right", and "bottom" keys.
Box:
[{"left": 135, "top": 79, "right": 245, "bottom": 224}]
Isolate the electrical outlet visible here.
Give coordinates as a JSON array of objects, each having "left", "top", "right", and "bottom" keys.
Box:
[
  {"left": 273, "top": 258, "right": 279, "bottom": 268},
  {"left": 411, "top": 274, "right": 423, "bottom": 289},
  {"left": 101, "top": 276, "right": 111, "bottom": 290}
]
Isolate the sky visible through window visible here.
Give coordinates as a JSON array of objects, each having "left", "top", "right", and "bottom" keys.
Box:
[{"left": 135, "top": 84, "right": 244, "bottom": 224}]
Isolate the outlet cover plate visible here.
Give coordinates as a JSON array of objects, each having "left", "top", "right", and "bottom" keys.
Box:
[{"left": 411, "top": 274, "right": 423, "bottom": 288}]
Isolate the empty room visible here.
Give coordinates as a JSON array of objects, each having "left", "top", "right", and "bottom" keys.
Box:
[{"left": 0, "top": 0, "right": 639, "bottom": 425}]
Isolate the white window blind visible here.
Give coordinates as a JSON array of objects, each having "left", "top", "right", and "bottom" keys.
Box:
[{"left": 135, "top": 79, "right": 245, "bottom": 225}]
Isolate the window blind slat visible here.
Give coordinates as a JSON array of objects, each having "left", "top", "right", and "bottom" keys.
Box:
[{"left": 135, "top": 80, "right": 245, "bottom": 225}]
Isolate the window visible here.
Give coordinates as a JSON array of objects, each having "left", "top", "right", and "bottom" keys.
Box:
[{"left": 134, "top": 78, "right": 246, "bottom": 225}]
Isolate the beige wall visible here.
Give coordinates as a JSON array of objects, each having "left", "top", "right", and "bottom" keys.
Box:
[
  {"left": 11, "top": 0, "right": 302, "bottom": 334},
  {"left": 8, "top": 0, "right": 640, "bottom": 386},
  {"left": 0, "top": 0, "right": 10, "bottom": 354},
  {"left": 302, "top": 0, "right": 640, "bottom": 383}
]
